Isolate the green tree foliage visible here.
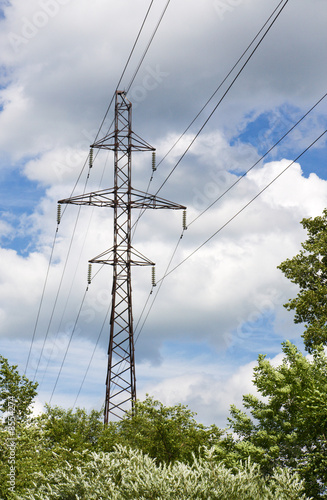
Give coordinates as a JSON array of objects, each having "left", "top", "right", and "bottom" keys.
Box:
[
  {"left": 1, "top": 404, "right": 120, "bottom": 498},
  {"left": 0, "top": 356, "right": 39, "bottom": 499},
  {"left": 278, "top": 209, "right": 327, "bottom": 352},
  {"left": 4, "top": 204, "right": 327, "bottom": 500},
  {"left": 0, "top": 359, "right": 223, "bottom": 499},
  {"left": 116, "top": 395, "right": 221, "bottom": 464},
  {"left": 0, "top": 355, "right": 38, "bottom": 423},
  {"left": 0, "top": 349, "right": 323, "bottom": 499},
  {"left": 37, "top": 404, "right": 105, "bottom": 452},
  {"left": 19, "top": 445, "right": 309, "bottom": 500},
  {"left": 223, "top": 341, "right": 327, "bottom": 499},
  {"left": 28, "top": 396, "right": 220, "bottom": 464}
]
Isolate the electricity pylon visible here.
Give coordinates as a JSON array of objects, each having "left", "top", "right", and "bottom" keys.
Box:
[{"left": 59, "top": 91, "right": 186, "bottom": 422}]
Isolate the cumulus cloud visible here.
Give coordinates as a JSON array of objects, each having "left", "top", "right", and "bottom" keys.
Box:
[{"left": 0, "top": 0, "right": 326, "bottom": 424}]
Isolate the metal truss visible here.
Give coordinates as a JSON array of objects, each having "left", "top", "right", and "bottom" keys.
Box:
[{"left": 59, "top": 91, "right": 185, "bottom": 422}]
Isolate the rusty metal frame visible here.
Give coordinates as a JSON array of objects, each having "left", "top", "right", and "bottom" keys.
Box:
[{"left": 59, "top": 91, "right": 185, "bottom": 422}]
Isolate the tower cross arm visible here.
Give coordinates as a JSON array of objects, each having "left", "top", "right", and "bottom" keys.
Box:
[
  {"left": 58, "top": 188, "right": 186, "bottom": 210},
  {"left": 131, "top": 189, "right": 186, "bottom": 210},
  {"left": 91, "top": 131, "right": 155, "bottom": 152},
  {"left": 58, "top": 188, "right": 116, "bottom": 207}
]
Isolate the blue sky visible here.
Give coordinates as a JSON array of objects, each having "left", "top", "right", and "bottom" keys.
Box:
[{"left": 0, "top": 0, "right": 327, "bottom": 426}]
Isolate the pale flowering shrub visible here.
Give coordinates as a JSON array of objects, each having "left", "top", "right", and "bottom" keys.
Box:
[{"left": 20, "top": 445, "right": 310, "bottom": 500}]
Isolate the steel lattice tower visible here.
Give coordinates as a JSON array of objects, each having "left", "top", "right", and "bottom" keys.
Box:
[{"left": 59, "top": 91, "right": 185, "bottom": 422}]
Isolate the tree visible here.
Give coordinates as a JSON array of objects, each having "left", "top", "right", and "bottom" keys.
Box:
[
  {"left": 24, "top": 396, "right": 220, "bottom": 464},
  {"left": 37, "top": 404, "right": 105, "bottom": 451},
  {"left": 116, "top": 395, "right": 221, "bottom": 464},
  {"left": 0, "top": 393, "right": 117, "bottom": 498},
  {"left": 278, "top": 209, "right": 327, "bottom": 352},
  {"left": 222, "top": 341, "right": 327, "bottom": 499},
  {"left": 0, "top": 356, "right": 39, "bottom": 499},
  {"left": 0, "top": 355, "right": 38, "bottom": 423},
  {"left": 0, "top": 358, "right": 108, "bottom": 498},
  {"left": 0, "top": 361, "right": 222, "bottom": 498}
]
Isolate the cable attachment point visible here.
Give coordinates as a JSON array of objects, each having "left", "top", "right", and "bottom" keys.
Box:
[
  {"left": 152, "top": 151, "right": 156, "bottom": 172},
  {"left": 57, "top": 204, "right": 61, "bottom": 225},
  {"left": 89, "top": 147, "right": 93, "bottom": 169},
  {"left": 151, "top": 266, "right": 156, "bottom": 287},
  {"left": 87, "top": 263, "right": 92, "bottom": 285},
  {"left": 182, "top": 209, "right": 187, "bottom": 231}
]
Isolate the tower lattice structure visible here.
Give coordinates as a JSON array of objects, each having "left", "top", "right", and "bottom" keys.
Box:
[{"left": 59, "top": 91, "right": 186, "bottom": 422}]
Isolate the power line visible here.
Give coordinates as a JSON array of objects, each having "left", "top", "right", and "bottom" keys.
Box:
[
  {"left": 126, "top": 0, "right": 172, "bottom": 93},
  {"left": 154, "top": 0, "right": 290, "bottom": 174},
  {"left": 37, "top": 151, "right": 112, "bottom": 387},
  {"left": 28, "top": 0, "right": 158, "bottom": 377},
  {"left": 95, "top": 0, "right": 171, "bottom": 150},
  {"left": 134, "top": 128, "right": 327, "bottom": 342},
  {"left": 72, "top": 302, "right": 110, "bottom": 410},
  {"left": 92, "top": 0, "right": 157, "bottom": 145},
  {"left": 32, "top": 210, "right": 82, "bottom": 382},
  {"left": 24, "top": 228, "right": 59, "bottom": 376},
  {"left": 188, "top": 91, "right": 327, "bottom": 228},
  {"left": 58, "top": 0, "right": 313, "bottom": 406},
  {"left": 61, "top": 0, "right": 158, "bottom": 207},
  {"left": 30, "top": 1, "right": 164, "bottom": 391},
  {"left": 31, "top": 168, "right": 92, "bottom": 380},
  {"left": 64, "top": 1, "right": 184, "bottom": 401},
  {"left": 25, "top": 172, "right": 92, "bottom": 377},
  {"left": 155, "top": 0, "right": 290, "bottom": 195},
  {"left": 49, "top": 286, "right": 89, "bottom": 405},
  {"left": 60, "top": 91, "right": 327, "bottom": 370},
  {"left": 38, "top": 0, "right": 319, "bottom": 406},
  {"left": 56, "top": 0, "right": 176, "bottom": 411},
  {"left": 38, "top": 209, "right": 96, "bottom": 390},
  {"left": 55, "top": 241, "right": 107, "bottom": 408},
  {"left": 131, "top": 0, "right": 290, "bottom": 233},
  {"left": 158, "top": 129, "right": 327, "bottom": 283},
  {"left": 131, "top": 0, "right": 293, "bottom": 337},
  {"left": 135, "top": 230, "right": 186, "bottom": 342}
]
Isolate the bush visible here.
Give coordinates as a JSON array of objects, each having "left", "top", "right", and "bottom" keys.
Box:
[{"left": 20, "top": 445, "right": 310, "bottom": 500}]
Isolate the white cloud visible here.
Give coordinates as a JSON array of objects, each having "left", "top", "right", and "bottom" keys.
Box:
[
  {"left": 0, "top": 0, "right": 326, "bottom": 160},
  {"left": 0, "top": 152, "right": 326, "bottom": 370},
  {"left": 247, "top": 161, "right": 327, "bottom": 216},
  {"left": 138, "top": 356, "right": 259, "bottom": 427},
  {"left": 0, "top": 0, "right": 326, "bottom": 425},
  {"left": 24, "top": 147, "right": 90, "bottom": 186}
]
